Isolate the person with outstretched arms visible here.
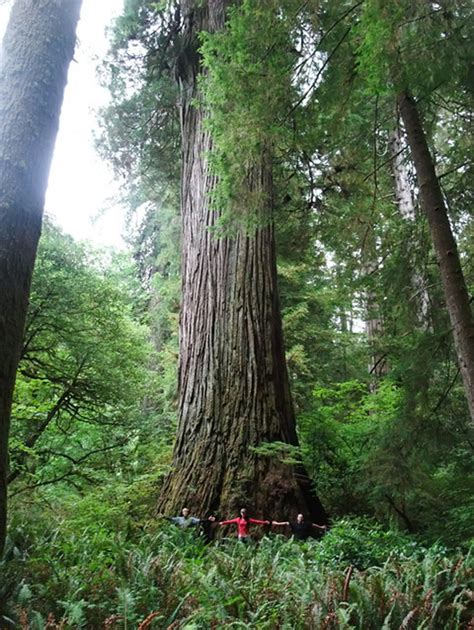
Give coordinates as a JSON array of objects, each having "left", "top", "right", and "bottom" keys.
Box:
[
  {"left": 219, "top": 507, "right": 270, "bottom": 542},
  {"left": 272, "top": 513, "right": 327, "bottom": 541},
  {"left": 164, "top": 506, "right": 215, "bottom": 529}
]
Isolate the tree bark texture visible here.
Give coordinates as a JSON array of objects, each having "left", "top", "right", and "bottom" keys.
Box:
[
  {"left": 389, "top": 122, "right": 431, "bottom": 329},
  {"left": 361, "top": 215, "right": 388, "bottom": 387},
  {"left": 158, "top": 0, "right": 326, "bottom": 523},
  {"left": 398, "top": 91, "right": 474, "bottom": 422},
  {"left": 0, "top": 0, "right": 82, "bottom": 555},
  {"left": 363, "top": 249, "right": 389, "bottom": 389}
]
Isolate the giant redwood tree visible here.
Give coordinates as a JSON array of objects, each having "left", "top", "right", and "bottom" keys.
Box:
[
  {"left": 0, "top": 0, "right": 82, "bottom": 555},
  {"left": 157, "top": 0, "right": 326, "bottom": 522}
]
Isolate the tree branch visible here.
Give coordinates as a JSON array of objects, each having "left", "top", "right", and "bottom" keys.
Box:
[{"left": 8, "top": 358, "right": 88, "bottom": 485}]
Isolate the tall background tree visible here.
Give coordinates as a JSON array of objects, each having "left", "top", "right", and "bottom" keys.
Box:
[
  {"left": 0, "top": 0, "right": 82, "bottom": 555},
  {"left": 355, "top": 0, "right": 474, "bottom": 420}
]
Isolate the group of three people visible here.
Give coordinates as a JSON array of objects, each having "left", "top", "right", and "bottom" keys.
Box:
[{"left": 166, "top": 507, "right": 327, "bottom": 542}]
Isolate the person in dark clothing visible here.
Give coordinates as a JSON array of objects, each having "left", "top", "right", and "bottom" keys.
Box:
[{"left": 272, "top": 513, "right": 327, "bottom": 541}]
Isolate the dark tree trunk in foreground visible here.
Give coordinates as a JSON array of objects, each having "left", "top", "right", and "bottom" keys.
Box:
[
  {"left": 399, "top": 91, "right": 474, "bottom": 422},
  {"left": 0, "top": 0, "right": 82, "bottom": 555},
  {"left": 158, "top": 0, "right": 326, "bottom": 524}
]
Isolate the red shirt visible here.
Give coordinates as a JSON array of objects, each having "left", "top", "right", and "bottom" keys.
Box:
[{"left": 220, "top": 516, "right": 267, "bottom": 537}]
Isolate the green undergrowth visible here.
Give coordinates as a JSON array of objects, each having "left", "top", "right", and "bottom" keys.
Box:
[{"left": 1, "top": 511, "right": 473, "bottom": 629}]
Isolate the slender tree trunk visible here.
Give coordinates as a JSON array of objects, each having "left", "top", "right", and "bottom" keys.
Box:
[
  {"left": 398, "top": 90, "right": 474, "bottom": 421},
  {"left": 158, "top": 0, "right": 326, "bottom": 523},
  {"left": 389, "top": 123, "right": 416, "bottom": 222},
  {"left": 362, "top": 228, "right": 388, "bottom": 390},
  {"left": 389, "top": 121, "right": 431, "bottom": 328},
  {"left": 0, "top": 0, "right": 82, "bottom": 555}
]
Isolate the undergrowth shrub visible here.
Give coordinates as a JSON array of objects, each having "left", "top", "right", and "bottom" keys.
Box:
[
  {"left": 314, "top": 516, "right": 423, "bottom": 568},
  {"left": 1, "top": 509, "right": 472, "bottom": 629}
]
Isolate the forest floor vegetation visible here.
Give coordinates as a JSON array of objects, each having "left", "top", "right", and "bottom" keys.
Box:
[{"left": 1, "top": 498, "right": 472, "bottom": 629}]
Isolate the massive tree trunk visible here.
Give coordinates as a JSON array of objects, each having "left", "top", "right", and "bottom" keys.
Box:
[
  {"left": 398, "top": 91, "right": 474, "bottom": 422},
  {"left": 158, "top": 0, "right": 326, "bottom": 523},
  {"left": 0, "top": 0, "right": 82, "bottom": 555}
]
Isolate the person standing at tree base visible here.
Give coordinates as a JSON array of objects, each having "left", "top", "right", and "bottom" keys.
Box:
[
  {"left": 163, "top": 507, "right": 216, "bottom": 529},
  {"left": 272, "top": 513, "right": 327, "bottom": 541},
  {"left": 219, "top": 508, "right": 270, "bottom": 542}
]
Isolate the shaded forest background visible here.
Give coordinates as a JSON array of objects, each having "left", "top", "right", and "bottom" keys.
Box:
[{"left": 1, "top": 0, "right": 473, "bottom": 627}]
